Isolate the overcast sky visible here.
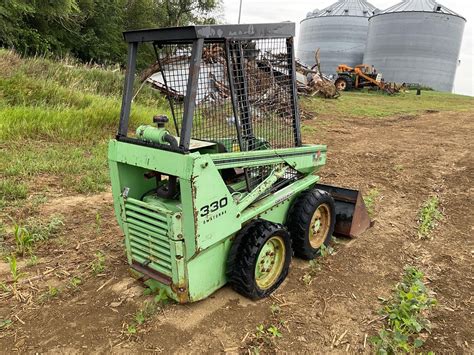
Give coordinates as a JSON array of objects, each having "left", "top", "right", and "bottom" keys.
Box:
[{"left": 222, "top": 0, "right": 473, "bottom": 96}]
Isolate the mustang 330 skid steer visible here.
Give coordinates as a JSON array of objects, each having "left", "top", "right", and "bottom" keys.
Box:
[{"left": 108, "top": 23, "right": 370, "bottom": 303}]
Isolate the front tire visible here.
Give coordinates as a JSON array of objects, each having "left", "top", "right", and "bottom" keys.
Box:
[
  {"left": 335, "top": 76, "right": 353, "bottom": 91},
  {"left": 287, "top": 189, "right": 336, "bottom": 260},
  {"left": 227, "top": 220, "right": 292, "bottom": 300}
]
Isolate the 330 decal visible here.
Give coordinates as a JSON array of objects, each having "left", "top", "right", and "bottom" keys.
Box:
[{"left": 200, "top": 197, "right": 228, "bottom": 217}]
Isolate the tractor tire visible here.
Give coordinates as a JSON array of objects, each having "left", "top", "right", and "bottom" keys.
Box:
[
  {"left": 335, "top": 76, "right": 353, "bottom": 91},
  {"left": 227, "top": 219, "right": 292, "bottom": 300},
  {"left": 287, "top": 189, "right": 336, "bottom": 260}
]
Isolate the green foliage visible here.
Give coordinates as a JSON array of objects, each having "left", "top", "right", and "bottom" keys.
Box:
[
  {"left": 300, "top": 91, "right": 474, "bottom": 119},
  {"left": 363, "top": 188, "right": 380, "bottom": 217},
  {"left": 0, "top": 180, "right": 28, "bottom": 201},
  {"left": 371, "top": 266, "right": 437, "bottom": 354},
  {"left": 69, "top": 276, "right": 82, "bottom": 288},
  {"left": 0, "top": 0, "right": 221, "bottom": 65},
  {"left": 90, "top": 251, "right": 106, "bottom": 275},
  {"left": 27, "top": 215, "right": 64, "bottom": 242},
  {"left": 418, "top": 197, "right": 442, "bottom": 239},
  {"left": 0, "top": 319, "right": 13, "bottom": 330},
  {"left": 13, "top": 224, "right": 34, "bottom": 256},
  {"left": 7, "top": 254, "right": 25, "bottom": 282}
]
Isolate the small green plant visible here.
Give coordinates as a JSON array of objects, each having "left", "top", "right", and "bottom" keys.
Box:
[
  {"left": 0, "top": 180, "right": 28, "bottom": 200},
  {"left": 7, "top": 254, "right": 25, "bottom": 283},
  {"left": 69, "top": 276, "right": 82, "bottom": 288},
  {"left": 270, "top": 303, "right": 281, "bottom": 316},
  {"left": 95, "top": 212, "right": 102, "bottom": 233},
  {"left": 27, "top": 254, "right": 38, "bottom": 266},
  {"left": 302, "top": 259, "right": 322, "bottom": 286},
  {"left": 48, "top": 285, "right": 60, "bottom": 298},
  {"left": 126, "top": 324, "right": 137, "bottom": 335},
  {"left": 363, "top": 188, "right": 380, "bottom": 217},
  {"left": 90, "top": 251, "right": 106, "bottom": 275},
  {"left": 0, "top": 282, "right": 11, "bottom": 293},
  {"left": 28, "top": 215, "right": 64, "bottom": 242},
  {"left": 267, "top": 325, "right": 282, "bottom": 338},
  {"left": 0, "top": 319, "right": 13, "bottom": 330},
  {"left": 418, "top": 196, "right": 442, "bottom": 239},
  {"left": 371, "top": 266, "right": 437, "bottom": 354},
  {"left": 320, "top": 243, "right": 334, "bottom": 257},
  {"left": 13, "top": 224, "right": 34, "bottom": 256}
]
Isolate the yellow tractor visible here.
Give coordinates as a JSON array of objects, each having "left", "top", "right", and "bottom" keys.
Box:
[{"left": 335, "top": 64, "right": 399, "bottom": 94}]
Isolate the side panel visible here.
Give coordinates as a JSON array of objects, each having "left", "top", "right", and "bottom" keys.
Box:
[
  {"left": 186, "top": 236, "right": 233, "bottom": 302},
  {"left": 190, "top": 156, "right": 241, "bottom": 252}
]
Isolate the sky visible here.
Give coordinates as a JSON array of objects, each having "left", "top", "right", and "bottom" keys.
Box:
[{"left": 222, "top": 0, "right": 473, "bottom": 96}]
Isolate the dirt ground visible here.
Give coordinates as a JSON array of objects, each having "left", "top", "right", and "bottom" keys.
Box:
[{"left": 1, "top": 109, "right": 473, "bottom": 353}]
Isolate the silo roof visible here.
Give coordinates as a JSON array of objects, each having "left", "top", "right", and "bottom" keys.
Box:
[
  {"left": 376, "top": 0, "right": 465, "bottom": 20},
  {"left": 307, "top": 0, "right": 377, "bottom": 18}
]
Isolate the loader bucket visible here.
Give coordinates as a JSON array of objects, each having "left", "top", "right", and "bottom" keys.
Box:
[{"left": 315, "top": 184, "right": 371, "bottom": 238}]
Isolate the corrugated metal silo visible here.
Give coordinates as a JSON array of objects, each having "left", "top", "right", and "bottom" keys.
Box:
[
  {"left": 297, "top": 0, "right": 378, "bottom": 74},
  {"left": 363, "top": 0, "right": 466, "bottom": 92}
]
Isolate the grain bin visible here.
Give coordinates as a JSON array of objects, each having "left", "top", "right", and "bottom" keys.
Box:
[
  {"left": 363, "top": 0, "right": 466, "bottom": 92},
  {"left": 297, "top": 0, "right": 378, "bottom": 75}
]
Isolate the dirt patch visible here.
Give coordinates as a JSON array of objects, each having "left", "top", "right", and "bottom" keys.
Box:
[{"left": 0, "top": 110, "right": 472, "bottom": 353}]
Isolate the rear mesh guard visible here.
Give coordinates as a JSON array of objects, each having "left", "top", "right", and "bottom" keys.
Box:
[{"left": 151, "top": 38, "right": 299, "bottom": 191}]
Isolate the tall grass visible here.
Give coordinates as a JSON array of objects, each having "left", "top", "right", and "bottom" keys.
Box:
[{"left": 0, "top": 49, "right": 169, "bottom": 142}]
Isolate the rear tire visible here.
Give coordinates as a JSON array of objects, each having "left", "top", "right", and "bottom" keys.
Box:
[
  {"left": 335, "top": 76, "right": 353, "bottom": 91},
  {"left": 227, "top": 220, "right": 292, "bottom": 300},
  {"left": 287, "top": 189, "right": 336, "bottom": 260}
]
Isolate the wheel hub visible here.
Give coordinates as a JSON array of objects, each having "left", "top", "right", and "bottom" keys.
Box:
[
  {"left": 255, "top": 236, "right": 286, "bottom": 290},
  {"left": 309, "top": 204, "right": 331, "bottom": 249}
]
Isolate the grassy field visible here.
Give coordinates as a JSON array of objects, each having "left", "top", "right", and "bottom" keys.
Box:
[{"left": 1, "top": 49, "right": 473, "bottom": 205}]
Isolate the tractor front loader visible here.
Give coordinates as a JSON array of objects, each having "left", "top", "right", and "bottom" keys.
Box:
[
  {"left": 335, "top": 64, "right": 400, "bottom": 94},
  {"left": 109, "top": 23, "right": 371, "bottom": 303}
]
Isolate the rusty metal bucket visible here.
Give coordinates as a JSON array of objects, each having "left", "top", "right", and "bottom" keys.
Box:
[{"left": 316, "top": 184, "right": 371, "bottom": 238}]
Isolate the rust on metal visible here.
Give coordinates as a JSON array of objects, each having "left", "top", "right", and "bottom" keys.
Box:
[{"left": 131, "top": 261, "right": 172, "bottom": 285}]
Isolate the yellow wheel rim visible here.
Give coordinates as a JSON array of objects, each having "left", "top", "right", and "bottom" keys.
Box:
[
  {"left": 309, "top": 204, "right": 331, "bottom": 249},
  {"left": 255, "top": 236, "right": 286, "bottom": 290}
]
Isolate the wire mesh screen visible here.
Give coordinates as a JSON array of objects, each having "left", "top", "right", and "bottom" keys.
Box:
[
  {"left": 152, "top": 38, "right": 298, "bottom": 151},
  {"left": 152, "top": 37, "right": 299, "bottom": 191}
]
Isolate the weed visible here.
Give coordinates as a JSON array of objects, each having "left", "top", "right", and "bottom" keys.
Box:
[
  {"left": 0, "top": 282, "right": 10, "bottom": 293},
  {"left": 418, "top": 196, "right": 442, "bottom": 239},
  {"left": 0, "top": 180, "right": 28, "bottom": 201},
  {"left": 320, "top": 243, "right": 334, "bottom": 257},
  {"left": 249, "top": 323, "right": 283, "bottom": 351},
  {"left": 302, "top": 259, "right": 322, "bottom": 286},
  {"left": 95, "top": 212, "right": 102, "bottom": 233},
  {"left": 371, "top": 266, "right": 437, "bottom": 354},
  {"left": 364, "top": 188, "right": 380, "bottom": 217},
  {"left": 7, "top": 254, "right": 25, "bottom": 282},
  {"left": 69, "top": 276, "right": 82, "bottom": 288},
  {"left": 143, "top": 280, "right": 170, "bottom": 304},
  {"left": 90, "top": 251, "right": 106, "bottom": 275},
  {"left": 48, "top": 285, "right": 60, "bottom": 298},
  {"left": 28, "top": 215, "right": 64, "bottom": 242},
  {"left": 0, "top": 319, "right": 12, "bottom": 330},
  {"left": 126, "top": 324, "right": 137, "bottom": 335},
  {"left": 27, "top": 254, "right": 38, "bottom": 267},
  {"left": 13, "top": 224, "right": 34, "bottom": 256},
  {"left": 267, "top": 325, "right": 282, "bottom": 338},
  {"left": 270, "top": 303, "right": 281, "bottom": 316}
]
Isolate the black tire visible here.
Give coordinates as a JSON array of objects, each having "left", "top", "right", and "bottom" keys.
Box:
[
  {"left": 335, "top": 76, "right": 353, "bottom": 91},
  {"left": 287, "top": 189, "right": 336, "bottom": 260},
  {"left": 227, "top": 219, "right": 292, "bottom": 300}
]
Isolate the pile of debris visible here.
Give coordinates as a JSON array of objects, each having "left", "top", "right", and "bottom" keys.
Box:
[{"left": 139, "top": 44, "right": 337, "bottom": 129}]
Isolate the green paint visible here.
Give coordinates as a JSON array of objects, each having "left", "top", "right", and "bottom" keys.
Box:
[{"left": 109, "top": 137, "right": 328, "bottom": 302}]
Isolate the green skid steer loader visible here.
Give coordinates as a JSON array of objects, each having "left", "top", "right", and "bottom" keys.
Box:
[{"left": 108, "top": 23, "right": 371, "bottom": 303}]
